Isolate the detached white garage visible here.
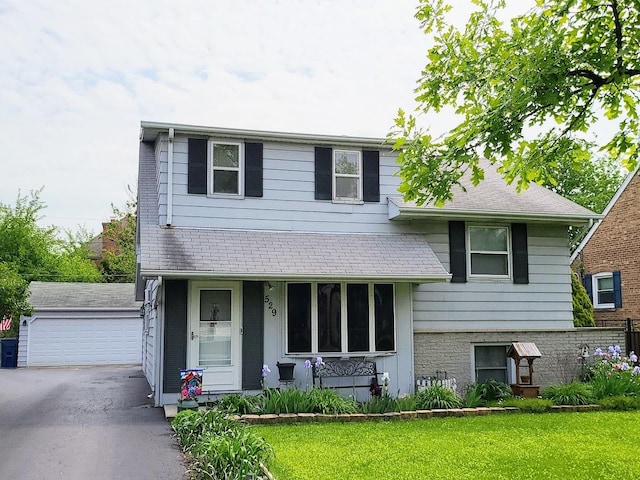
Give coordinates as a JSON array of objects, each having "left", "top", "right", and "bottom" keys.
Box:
[{"left": 18, "top": 282, "right": 142, "bottom": 367}]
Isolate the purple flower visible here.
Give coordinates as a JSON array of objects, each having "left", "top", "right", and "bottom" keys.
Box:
[
  {"left": 608, "top": 346, "right": 616, "bottom": 355},
  {"left": 633, "top": 366, "right": 640, "bottom": 375},
  {"left": 304, "top": 360, "right": 312, "bottom": 369},
  {"left": 315, "top": 356, "right": 324, "bottom": 367},
  {"left": 262, "top": 364, "right": 271, "bottom": 377},
  {"left": 621, "top": 362, "right": 630, "bottom": 371},
  {"left": 594, "top": 348, "right": 604, "bottom": 356},
  {"left": 614, "top": 345, "right": 622, "bottom": 354},
  {"left": 630, "top": 352, "right": 638, "bottom": 363}
]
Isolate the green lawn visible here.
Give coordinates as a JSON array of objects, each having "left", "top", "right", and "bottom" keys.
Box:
[{"left": 253, "top": 411, "right": 640, "bottom": 480}]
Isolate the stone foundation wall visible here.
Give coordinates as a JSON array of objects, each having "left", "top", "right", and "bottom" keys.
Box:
[{"left": 414, "top": 328, "right": 625, "bottom": 393}]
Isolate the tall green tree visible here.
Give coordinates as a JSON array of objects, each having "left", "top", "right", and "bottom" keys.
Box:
[
  {"left": 391, "top": 0, "right": 640, "bottom": 206},
  {"left": 0, "top": 263, "right": 32, "bottom": 338},
  {"left": 0, "top": 189, "right": 101, "bottom": 282},
  {"left": 100, "top": 193, "right": 136, "bottom": 283}
]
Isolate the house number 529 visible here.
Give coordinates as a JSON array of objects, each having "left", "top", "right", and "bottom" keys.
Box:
[{"left": 264, "top": 296, "right": 277, "bottom": 316}]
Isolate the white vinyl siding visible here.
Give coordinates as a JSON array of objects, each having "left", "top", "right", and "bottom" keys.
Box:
[
  {"left": 413, "top": 223, "right": 575, "bottom": 331},
  {"left": 156, "top": 136, "right": 399, "bottom": 233}
]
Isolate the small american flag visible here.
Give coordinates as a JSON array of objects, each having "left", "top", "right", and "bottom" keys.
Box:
[{"left": 0, "top": 316, "right": 11, "bottom": 331}]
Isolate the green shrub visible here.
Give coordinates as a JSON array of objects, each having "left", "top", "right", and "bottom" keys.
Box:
[
  {"left": 190, "top": 428, "right": 273, "bottom": 480},
  {"left": 261, "top": 387, "right": 314, "bottom": 414},
  {"left": 307, "top": 388, "right": 358, "bottom": 414},
  {"left": 464, "top": 380, "right": 513, "bottom": 406},
  {"left": 360, "top": 395, "right": 400, "bottom": 413},
  {"left": 215, "top": 393, "right": 263, "bottom": 415},
  {"left": 396, "top": 395, "right": 418, "bottom": 412},
  {"left": 500, "top": 397, "right": 553, "bottom": 413},
  {"left": 572, "top": 272, "right": 595, "bottom": 327},
  {"left": 414, "top": 385, "right": 462, "bottom": 409},
  {"left": 542, "top": 382, "right": 595, "bottom": 405},
  {"left": 171, "top": 409, "right": 240, "bottom": 451},
  {"left": 597, "top": 395, "right": 640, "bottom": 411},
  {"left": 463, "top": 383, "right": 486, "bottom": 407},
  {"left": 172, "top": 409, "right": 273, "bottom": 480}
]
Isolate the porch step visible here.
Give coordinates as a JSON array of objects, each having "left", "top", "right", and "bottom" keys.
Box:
[
  {"left": 164, "top": 404, "right": 178, "bottom": 420},
  {"left": 163, "top": 403, "right": 207, "bottom": 421}
]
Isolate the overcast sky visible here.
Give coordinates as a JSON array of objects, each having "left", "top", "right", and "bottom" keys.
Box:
[{"left": 0, "top": 0, "right": 533, "bottom": 235}]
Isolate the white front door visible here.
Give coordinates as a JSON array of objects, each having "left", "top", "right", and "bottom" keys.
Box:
[{"left": 189, "top": 281, "right": 241, "bottom": 391}]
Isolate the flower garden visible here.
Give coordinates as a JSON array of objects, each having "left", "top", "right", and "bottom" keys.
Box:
[{"left": 171, "top": 347, "right": 640, "bottom": 479}]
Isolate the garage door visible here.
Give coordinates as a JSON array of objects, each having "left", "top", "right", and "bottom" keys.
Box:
[{"left": 27, "top": 316, "right": 142, "bottom": 366}]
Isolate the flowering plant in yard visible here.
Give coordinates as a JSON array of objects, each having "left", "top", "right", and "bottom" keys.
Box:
[
  {"left": 261, "top": 364, "right": 271, "bottom": 390},
  {"left": 304, "top": 359, "right": 312, "bottom": 391},
  {"left": 589, "top": 346, "right": 640, "bottom": 398}
]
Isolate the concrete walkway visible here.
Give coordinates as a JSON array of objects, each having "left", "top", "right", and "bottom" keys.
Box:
[{"left": 0, "top": 365, "right": 188, "bottom": 480}]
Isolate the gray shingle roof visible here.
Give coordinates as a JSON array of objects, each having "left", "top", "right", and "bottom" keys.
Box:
[
  {"left": 139, "top": 227, "right": 449, "bottom": 280},
  {"left": 389, "top": 160, "right": 598, "bottom": 224},
  {"left": 28, "top": 282, "right": 141, "bottom": 309},
  {"left": 137, "top": 141, "right": 448, "bottom": 281}
]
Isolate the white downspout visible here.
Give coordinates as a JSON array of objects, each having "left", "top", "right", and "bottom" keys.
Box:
[
  {"left": 155, "top": 275, "right": 164, "bottom": 407},
  {"left": 166, "top": 128, "right": 174, "bottom": 226}
]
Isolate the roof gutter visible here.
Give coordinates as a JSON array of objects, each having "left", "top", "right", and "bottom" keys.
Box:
[
  {"left": 389, "top": 204, "right": 601, "bottom": 225},
  {"left": 140, "top": 121, "right": 391, "bottom": 149},
  {"left": 141, "top": 270, "right": 452, "bottom": 283}
]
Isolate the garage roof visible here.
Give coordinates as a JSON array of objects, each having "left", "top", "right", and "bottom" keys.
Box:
[{"left": 28, "top": 282, "right": 141, "bottom": 310}]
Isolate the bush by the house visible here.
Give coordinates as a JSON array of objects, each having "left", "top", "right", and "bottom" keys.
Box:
[{"left": 171, "top": 409, "right": 273, "bottom": 480}]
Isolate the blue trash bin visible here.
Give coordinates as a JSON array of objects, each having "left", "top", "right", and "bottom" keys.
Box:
[{"left": 1, "top": 338, "right": 18, "bottom": 368}]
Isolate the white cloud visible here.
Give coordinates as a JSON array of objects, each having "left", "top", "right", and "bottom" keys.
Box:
[{"left": 0, "top": 0, "right": 536, "bottom": 234}]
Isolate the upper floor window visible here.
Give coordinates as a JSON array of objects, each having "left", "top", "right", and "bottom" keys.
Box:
[
  {"left": 286, "top": 282, "right": 395, "bottom": 355},
  {"left": 333, "top": 150, "right": 362, "bottom": 201},
  {"left": 209, "top": 142, "right": 243, "bottom": 195},
  {"left": 468, "top": 226, "right": 510, "bottom": 278},
  {"left": 592, "top": 272, "right": 615, "bottom": 308}
]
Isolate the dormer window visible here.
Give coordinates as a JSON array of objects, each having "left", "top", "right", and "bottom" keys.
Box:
[{"left": 333, "top": 150, "right": 362, "bottom": 201}]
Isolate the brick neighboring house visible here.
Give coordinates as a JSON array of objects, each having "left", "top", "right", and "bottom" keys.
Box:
[{"left": 571, "top": 166, "right": 640, "bottom": 326}]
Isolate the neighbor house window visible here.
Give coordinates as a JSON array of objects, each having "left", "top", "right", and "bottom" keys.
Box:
[
  {"left": 474, "top": 345, "right": 509, "bottom": 383},
  {"left": 209, "top": 141, "right": 243, "bottom": 195},
  {"left": 592, "top": 273, "right": 614, "bottom": 309},
  {"left": 333, "top": 150, "right": 362, "bottom": 201},
  {"left": 286, "top": 282, "right": 395, "bottom": 354},
  {"left": 468, "top": 226, "right": 510, "bottom": 278}
]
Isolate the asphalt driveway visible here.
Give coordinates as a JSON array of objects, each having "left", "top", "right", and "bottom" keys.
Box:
[{"left": 0, "top": 365, "right": 188, "bottom": 480}]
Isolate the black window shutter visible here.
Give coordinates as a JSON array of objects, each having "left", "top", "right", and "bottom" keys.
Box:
[
  {"left": 613, "top": 271, "right": 622, "bottom": 308},
  {"left": 244, "top": 142, "right": 263, "bottom": 197},
  {"left": 449, "top": 221, "right": 467, "bottom": 283},
  {"left": 363, "top": 150, "right": 380, "bottom": 202},
  {"left": 188, "top": 138, "right": 207, "bottom": 194},
  {"left": 315, "top": 147, "right": 332, "bottom": 200},
  {"left": 511, "top": 223, "right": 529, "bottom": 284},
  {"left": 583, "top": 274, "right": 593, "bottom": 302}
]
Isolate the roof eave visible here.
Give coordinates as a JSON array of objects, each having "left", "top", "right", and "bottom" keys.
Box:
[
  {"left": 140, "top": 270, "right": 451, "bottom": 283},
  {"left": 389, "top": 206, "right": 601, "bottom": 225},
  {"left": 140, "top": 121, "right": 392, "bottom": 149}
]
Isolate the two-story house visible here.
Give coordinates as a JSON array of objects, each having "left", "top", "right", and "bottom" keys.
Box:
[
  {"left": 571, "top": 165, "right": 640, "bottom": 327},
  {"left": 136, "top": 122, "right": 624, "bottom": 407}
]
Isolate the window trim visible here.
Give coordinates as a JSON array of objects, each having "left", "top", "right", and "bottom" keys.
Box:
[
  {"left": 467, "top": 225, "right": 511, "bottom": 280},
  {"left": 592, "top": 272, "right": 615, "bottom": 309},
  {"left": 332, "top": 150, "right": 363, "bottom": 203},
  {"left": 208, "top": 140, "right": 244, "bottom": 197},
  {"left": 285, "top": 281, "right": 396, "bottom": 356}
]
